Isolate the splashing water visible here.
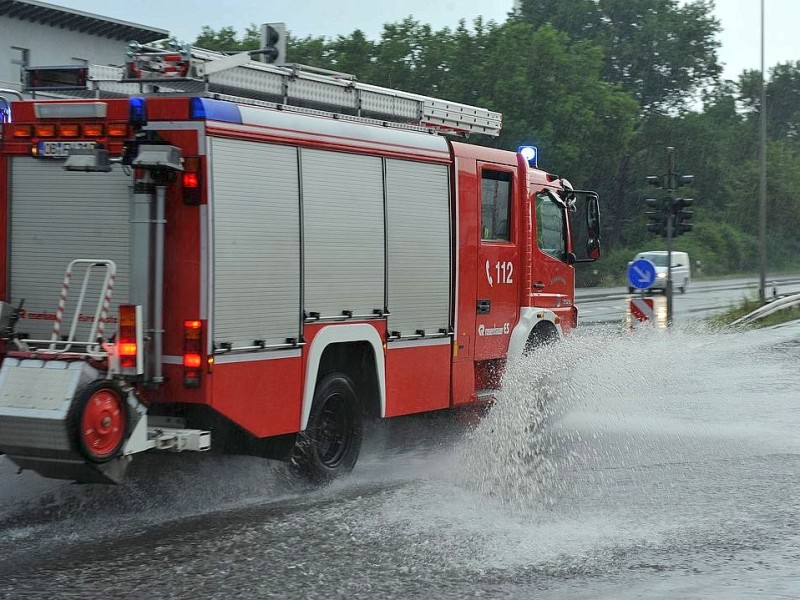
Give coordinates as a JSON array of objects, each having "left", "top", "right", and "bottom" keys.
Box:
[
  {"left": 455, "top": 321, "right": 800, "bottom": 513},
  {"left": 1, "top": 322, "right": 799, "bottom": 597}
]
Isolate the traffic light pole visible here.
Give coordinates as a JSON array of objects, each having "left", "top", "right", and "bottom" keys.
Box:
[
  {"left": 666, "top": 147, "right": 675, "bottom": 326},
  {"left": 646, "top": 147, "right": 693, "bottom": 328}
]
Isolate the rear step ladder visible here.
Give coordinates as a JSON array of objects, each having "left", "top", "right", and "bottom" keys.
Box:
[
  {"left": 24, "top": 44, "right": 502, "bottom": 137},
  {"left": 50, "top": 259, "right": 115, "bottom": 354},
  {"left": 11, "top": 259, "right": 116, "bottom": 355}
]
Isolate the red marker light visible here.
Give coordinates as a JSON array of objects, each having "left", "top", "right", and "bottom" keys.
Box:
[
  {"left": 182, "top": 172, "right": 199, "bottom": 188},
  {"left": 183, "top": 319, "right": 203, "bottom": 387},
  {"left": 118, "top": 305, "right": 140, "bottom": 370},
  {"left": 183, "top": 353, "right": 202, "bottom": 369}
]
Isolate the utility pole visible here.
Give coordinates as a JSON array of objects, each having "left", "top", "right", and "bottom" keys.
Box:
[{"left": 758, "top": 0, "right": 768, "bottom": 302}]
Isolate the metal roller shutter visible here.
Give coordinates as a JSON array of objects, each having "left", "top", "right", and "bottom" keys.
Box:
[
  {"left": 210, "top": 137, "right": 301, "bottom": 349},
  {"left": 386, "top": 160, "right": 451, "bottom": 337},
  {"left": 9, "top": 157, "right": 131, "bottom": 342},
  {"left": 301, "top": 149, "right": 385, "bottom": 319}
]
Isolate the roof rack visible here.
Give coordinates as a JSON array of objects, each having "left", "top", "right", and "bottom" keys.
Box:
[{"left": 23, "top": 44, "right": 502, "bottom": 137}]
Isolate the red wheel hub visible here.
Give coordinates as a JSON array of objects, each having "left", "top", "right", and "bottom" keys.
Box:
[{"left": 80, "top": 388, "right": 125, "bottom": 459}]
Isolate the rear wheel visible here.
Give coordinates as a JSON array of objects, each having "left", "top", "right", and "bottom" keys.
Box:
[
  {"left": 70, "top": 381, "right": 128, "bottom": 463},
  {"left": 291, "top": 373, "right": 363, "bottom": 485}
]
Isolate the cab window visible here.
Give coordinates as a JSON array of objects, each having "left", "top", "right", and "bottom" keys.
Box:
[
  {"left": 535, "top": 192, "right": 567, "bottom": 260},
  {"left": 481, "top": 170, "right": 512, "bottom": 241}
]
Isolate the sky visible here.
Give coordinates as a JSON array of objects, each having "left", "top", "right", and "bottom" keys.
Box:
[{"left": 48, "top": 0, "right": 800, "bottom": 82}]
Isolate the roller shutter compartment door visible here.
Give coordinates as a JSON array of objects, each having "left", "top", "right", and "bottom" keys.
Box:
[
  {"left": 210, "top": 137, "right": 301, "bottom": 349},
  {"left": 301, "top": 149, "right": 385, "bottom": 319},
  {"left": 9, "top": 157, "right": 131, "bottom": 342},
  {"left": 385, "top": 159, "right": 451, "bottom": 338}
]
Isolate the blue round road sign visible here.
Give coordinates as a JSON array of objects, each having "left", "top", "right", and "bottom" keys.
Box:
[{"left": 627, "top": 259, "right": 657, "bottom": 289}]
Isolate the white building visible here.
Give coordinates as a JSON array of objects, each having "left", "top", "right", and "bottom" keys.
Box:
[{"left": 0, "top": 0, "right": 167, "bottom": 94}]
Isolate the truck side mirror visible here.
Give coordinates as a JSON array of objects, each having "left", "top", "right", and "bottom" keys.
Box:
[{"left": 569, "top": 191, "right": 601, "bottom": 263}]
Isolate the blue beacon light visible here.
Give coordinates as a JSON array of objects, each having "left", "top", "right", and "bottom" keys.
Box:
[
  {"left": 129, "top": 97, "right": 148, "bottom": 127},
  {"left": 518, "top": 145, "right": 538, "bottom": 167},
  {"left": 0, "top": 98, "right": 10, "bottom": 124}
]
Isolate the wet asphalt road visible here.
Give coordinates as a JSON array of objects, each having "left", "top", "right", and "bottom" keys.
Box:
[{"left": 1, "top": 321, "right": 799, "bottom": 599}]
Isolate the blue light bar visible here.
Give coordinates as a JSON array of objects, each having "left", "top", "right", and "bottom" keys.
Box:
[
  {"left": 518, "top": 145, "right": 538, "bottom": 167},
  {"left": 0, "top": 98, "right": 9, "bottom": 124},
  {"left": 129, "top": 97, "right": 147, "bottom": 127},
  {"left": 189, "top": 98, "right": 242, "bottom": 124}
]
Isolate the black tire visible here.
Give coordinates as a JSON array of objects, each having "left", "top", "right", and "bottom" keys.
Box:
[
  {"left": 290, "top": 373, "right": 363, "bottom": 485},
  {"left": 628, "top": 286, "right": 635, "bottom": 294},
  {"left": 523, "top": 324, "right": 559, "bottom": 355},
  {"left": 68, "top": 380, "right": 129, "bottom": 463},
  {"left": 680, "top": 279, "right": 688, "bottom": 294}
]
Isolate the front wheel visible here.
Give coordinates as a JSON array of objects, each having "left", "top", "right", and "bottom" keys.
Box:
[{"left": 291, "top": 373, "right": 363, "bottom": 485}]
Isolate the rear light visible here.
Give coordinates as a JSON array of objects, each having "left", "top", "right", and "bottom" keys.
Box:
[
  {"left": 119, "top": 342, "right": 138, "bottom": 358},
  {"left": 183, "top": 319, "right": 203, "bottom": 387},
  {"left": 82, "top": 123, "right": 105, "bottom": 137},
  {"left": 34, "top": 124, "right": 56, "bottom": 137},
  {"left": 11, "top": 124, "right": 33, "bottom": 138},
  {"left": 107, "top": 123, "right": 127, "bottom": 137},
  {"left": 184, "top": 352, "right": 202, "bottom": 368},
  {"left": 59, "top": 124, "right": 80, "bottom": 137},
  {"left": 182, "top": 157, "right": 202, "bottom": 205},
  {"left": 118, "top": 304, "right": 143, "bottom": 374}
]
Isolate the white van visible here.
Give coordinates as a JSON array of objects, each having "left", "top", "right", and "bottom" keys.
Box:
[{"left": 628, "top": 250, "right": 691, "bottom": 294}]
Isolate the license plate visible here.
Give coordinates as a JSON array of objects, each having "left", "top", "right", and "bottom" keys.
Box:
[{"left": 37, "top": 140, "right": 96, "bottom": 158}]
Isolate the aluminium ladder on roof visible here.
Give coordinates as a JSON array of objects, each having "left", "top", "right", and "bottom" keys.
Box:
[{"left": 26, "top": 44, "right": 502, "bottom": 137}]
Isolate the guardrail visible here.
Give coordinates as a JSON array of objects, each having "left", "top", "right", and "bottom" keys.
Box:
[{"left": 730, "top": 293, "right": 800, "bottom": 326}]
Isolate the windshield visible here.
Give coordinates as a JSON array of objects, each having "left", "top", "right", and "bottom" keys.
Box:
[
  {"left": 639, "top": 253, "right": 668, "bottom": 267},
  {"left": 535, "top": 192, "right": 567, "bottom": 260}
]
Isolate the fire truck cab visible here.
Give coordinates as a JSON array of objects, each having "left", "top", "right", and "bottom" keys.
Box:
[{"left": 0, "top": 44, "right": 600, "bottom": 484}]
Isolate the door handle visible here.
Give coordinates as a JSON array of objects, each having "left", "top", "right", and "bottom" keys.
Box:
[
  {"left": 533, "top": 281, "right": 545, "bottom": 290},
  {"left": 476, "top": 299, "right": 491, "bottom": 315}
]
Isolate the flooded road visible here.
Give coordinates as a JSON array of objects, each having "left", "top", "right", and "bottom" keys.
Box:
[{"left": 1, "top": 322, "right": 799, "bottom": 599}]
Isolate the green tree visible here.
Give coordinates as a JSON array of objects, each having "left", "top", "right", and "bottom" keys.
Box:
[
  {"left": 515, "top": 0, "right": 722, "bottom": 112},
  {"left": 740, "top": 62, "right": 800, "bottom": 145},
  {"left": 325, "top": 30, "right": 376, "bottom": 77},
  {"left": 193, "top": 24, "right": 260, "bottom": 52},
  {"left": 287, "top": 35, "right": 332, "bottom": 67}
]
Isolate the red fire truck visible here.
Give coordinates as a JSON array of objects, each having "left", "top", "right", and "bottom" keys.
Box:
[{"left": 0, "top": 44, "right": 600, "bottom": 484}]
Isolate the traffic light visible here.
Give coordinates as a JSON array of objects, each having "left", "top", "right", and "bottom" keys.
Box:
[
  {"left": 646, "top": 198, "right": 666, "bottom": 236},
  {"left": 259, "top": 22, "right": 286, "bottom": 64},
  {"left": 674, "top": 198, "right": 694, "bottom": 236}
]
